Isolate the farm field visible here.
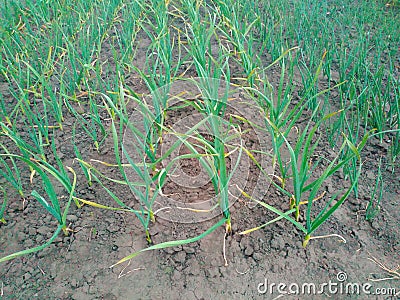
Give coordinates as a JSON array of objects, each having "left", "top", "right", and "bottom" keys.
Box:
[{"left": 0, "top": 0, "right": 399, "bottom": 299}]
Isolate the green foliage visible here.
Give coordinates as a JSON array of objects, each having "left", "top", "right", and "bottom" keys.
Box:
[{"left": 0, "top": 0, "right": 398, "bottom": 265}]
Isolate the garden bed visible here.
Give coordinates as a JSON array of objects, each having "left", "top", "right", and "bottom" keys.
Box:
[{"left": 0, "top": 0, "right": 399, "bottom": 299}]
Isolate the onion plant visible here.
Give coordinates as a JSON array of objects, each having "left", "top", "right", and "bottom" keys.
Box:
[
  {"left": 365, "top": 157, "right": 384, "bottom": 221},
  {"left": 110, "top": 84, "right": 239, "bottom": 232},
  {"left": 131, "top": 0, "right": 185, "bottom": 151},
  {"left": 0, "top": 186, "right": 6, "bottom": 224},
  {"left": 180, "top": 2, "right": 239, "bottom": 233},
  {"left": 1, "top": 0, "right": 399, "bottom": 267},
  {"left": 239, "top": 51, "right": 371, "bottom": 245},
  {"left": 215, "top": 0, "right": 260, "bottom": 87},
  {"left": 104, "top": 80, "right": 244, "bottom": 266},
  {"left": 0, "top": 94, "right": 11, "bottom": 127},
  {"left": 111, "top": 2, "right": 143, "bottom": 62},
  {"left": 71, "top": 155, "right": 155, "bottom": 243},
  {"left": 72, "top": 125, "right": 93, "bottom": 187},
  {"left": 190, "top": 77, "right": 234, "bottom": 233},
  {"left": 1, "top": 122, "right": 46, "bottom": 163},
  {"left": 387, "top": 74, "right": 400, "bottom": 168},
  {"left": 63, "top": 93, "right": 106, "bottom": 151},
  {"left": 0, "top": 154, "right": 77, "bottom": 263},
  {"left": 21, "top": 59, "right": 64, "bottom": 130},
  {"left": 239, "top": 119, "right": 370, "bottom": 246},
  {"left": 0, "top": 144, "right": 24, "bottom": 198},
  {"left": 72, "top": 91, "right": 165, "bottom": 243},
  {"left": 74, "top": 90, "right": 191, "bottom": 243},
  {"left": 246, "top": 50, "right": 333, "bottom": 189}
]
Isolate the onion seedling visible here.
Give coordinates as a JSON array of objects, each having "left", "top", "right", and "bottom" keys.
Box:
[
  {"left": 0, "top": 186, "right": 7, "bottom": 224},
  {"left": 365, "top": 157, "right": 384, "bottom": 221},
  {"left": 72, "top": 125, "right": 92, "bottom": 187},
  {"left": 0, "top": 144, "right": 24, "bottom": 198},
  {"left": 63, "top": 93, "right": 106, "bottom": 151},
  {"left": 1, "top": 121, "right": 46, "bottom": 162},
  {"left": 216, "top": 0, "right": 260, "bottom": 87},
  {"left": 239, "top": 129, "right": 367, "bottom": 247},
  {"left": 0, "top": 155, "right": 77, "bottom": 263},
  {"left": 0, "top": 94, "right": 12, "bottom": 127},
  {"left": 101, "top": 88, "right": 221, "bottom": 240},
  {"left": 20, "top": 60, "right": 64, "bottom": 130}
]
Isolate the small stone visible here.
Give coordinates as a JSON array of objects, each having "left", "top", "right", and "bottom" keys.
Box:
[
  {"left": 173, "top": 246, "right": 182, "bottom": 252},
  {"left": 366, "top": 170, "right": 375, "bottom": 180},
  {"left": 371, "top": 220, "right": 380, "bottom": 230},
  {"left": 183, "top": 246, "right": 195, "bottom": 254},
  {"left": 98, "top": 230, "right": 107, "bottom": 236},
  {"left": 107, "top": 224, "right": 119, "bottom": 233},
  {"left": 270, "top": 235, "right": 285, "bottom": 250},
  {"left": 87, "top": 271, "right": 98, "bottom": 283},
  {"left": 29, "top": 227, "right": 37, "bottom": 236},
  {"left": 72, "top": 290, "right": 87, "bottom": 300},
  {"left": 271, "top": 264, "right": 280, "bottom": 273},
  {"left": 239, "top": 238, "right": 247, "bottom": 250},
  {"left": 244, "top": 245, "right": 254, "bottom": 256},
  {"left": 380, "top": 142, "right": 389, "bottom": 150},
  {"left": 70, "top": 278, "right": 78, "bottom": 288},
  {"left": 16, "top": 277, "right": 24, "bottom": 286},
  {"left": 67, "top": 215, "right": 78, "bottom": 222},
  {"left": 37, "top": 226, "right": 49, "bottom": 235},
  {"left": 186, "top": 259, "right": 201, "bottom": 276},
  {"left": 253, "top": 252, "right": 263, "bottom": 261},
  {"left": 172, "top": 270, "right": 182, "bottom": 281},
  {"left": 326, "top": 182, "right": 334, "bottom": 194},
  {"left": 173, "top": 251, "right": 186, "bottom": 264},
  {"left": 102, "top": 293, "right": 117, "bottom": 300},
  {"left": 17, "top": 232, "right": 27, "bottom": 242},
  {"left": 25, "top": 239, "right": 34, "bottom": 248},
  {"left": 205, "top": 267, "right": 220, "bottom": 278},
  {"left": 88, "top": 285, "right": 98, "bottom": 294},
  {"left": 36, "top": 235, "right": 44, "bottom": 243},
  {"left": 23, "top": 272, "right": 32, "bottom": 280},
  {"left": 231, "top": 223, "right": 238, "bottom": 232},
  {"left": 164, "top": 247, "right": 175, "bottom": 254}
]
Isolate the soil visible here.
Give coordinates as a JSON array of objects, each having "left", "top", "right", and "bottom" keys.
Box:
[
  {"left": 1, "top": 87, "right": 399, "bottom": 300},
  {"left": 1, "top": 12, "right": 399, "bottom": 300}
]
